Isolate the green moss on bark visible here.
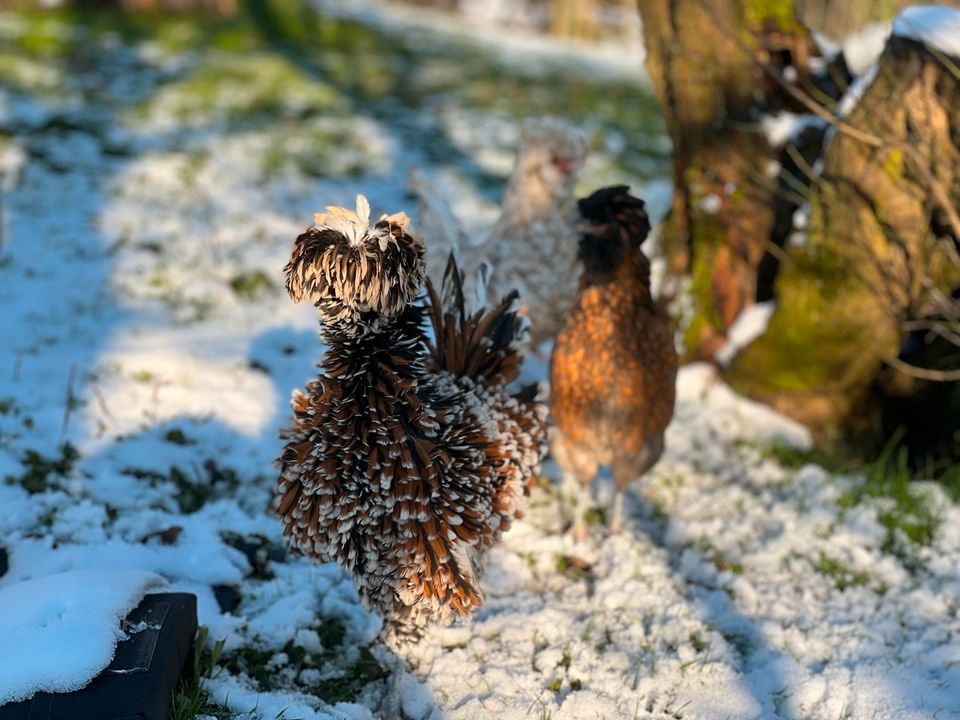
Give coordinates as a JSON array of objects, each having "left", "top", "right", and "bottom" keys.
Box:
[{"left": 744, "top": 0, "right": 799, "bottom": 31}]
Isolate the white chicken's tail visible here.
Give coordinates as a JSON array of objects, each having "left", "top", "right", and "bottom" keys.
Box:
[
  {"left": 406, "top": 166, "right": 469, "bottom": 284},
  {"left": 467, "top": 260, "right": 491, "bottom": 318}
]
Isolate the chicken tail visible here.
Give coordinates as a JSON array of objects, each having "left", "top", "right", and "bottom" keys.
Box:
[
  {"left": 425, "top": 252, "right": 528, "bottom": 387},
  {"left": 407, "top": 166, "right": 470, "bottom": 284},
  {"left": 425, "top": 252, "right": 548, "bottom": 530}
]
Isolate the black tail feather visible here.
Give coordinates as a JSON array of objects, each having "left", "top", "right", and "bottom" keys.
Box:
[{"left": 425, "top": 252, "right": 525, "bottom": 385}]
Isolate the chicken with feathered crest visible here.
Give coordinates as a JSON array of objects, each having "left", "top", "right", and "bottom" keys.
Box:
[{"left": 277, "top": 196, "right": 547, "bottom": 646}]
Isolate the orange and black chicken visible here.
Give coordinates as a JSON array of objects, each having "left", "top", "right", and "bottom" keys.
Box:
[{"left": 549, "top": 186, "right": 677, "bottom": 536}]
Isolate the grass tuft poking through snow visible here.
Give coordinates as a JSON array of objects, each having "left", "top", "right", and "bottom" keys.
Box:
[
  {"left": 837, "top": 430, "right": 944, "bottom": 567},
  {"left": 170, "top": 626, "right": 229, "bottom": 720}
]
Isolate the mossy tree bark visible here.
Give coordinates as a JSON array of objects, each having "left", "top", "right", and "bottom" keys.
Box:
[
  {"left": 640, "top": 0, "right": 959, "bottom": 459},
  {"left": 799, "top": 0, "right": 960, "bottom": 39},
  {"left": 724, "top": 36, "right": 960, "bottom": 457},
  {"left": 637, "top": 0, "right": 824, "bottom": 359}
]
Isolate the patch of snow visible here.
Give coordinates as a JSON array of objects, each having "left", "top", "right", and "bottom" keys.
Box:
[
  {"left": 699, "top": 193, "right": 722, "bottom": 214},
  {"left": 893, "top": 5, "right": 960, "bottom": 58},
  {"left": 312, "top": 0, "right": 648, "bottom": 84},
  {"left": 838, "top": 63, "right": 880, "bottom": 118},
  {"left": 205, "top": 672, "right": 376, "bottom": 720},
  {"left": 0, "top": 570, "right": 165, "bottom": 704},
  {"left": 812, "top": 32, "right": 841, "bottom": 61},
  {"left": 714, "top": 302, "right": 777, "bottom": 368},
  {"left": 761, "top": 112, "right": 826, "bottom": 148},
  {"left": 5, "top": 534, "right": 249, "bottom": 589},
  {"left": 246, "top": 589, "right": 319, "bottom": 646},
  {"left": 842, "top": 22, "right": 892, "bottom": 75},
  {"left": 0, "top": 141, "right": 26, "bottom": 191},
  {"left": 824, "top": 61, "right": 881, "bottom": 150},
  {"left": 806, "top": 55, "right": 828, "bottom": 74},
  {"left": 399, "top": 672, "right": 435, "bottom": 719}
]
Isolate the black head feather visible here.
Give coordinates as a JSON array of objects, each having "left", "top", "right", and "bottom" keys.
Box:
[
  {"left": 576, "top": 186, "right": 651, "bottom": 278},
  {"left": 577, "top": 185, "right": 651, "bottom": 241}
]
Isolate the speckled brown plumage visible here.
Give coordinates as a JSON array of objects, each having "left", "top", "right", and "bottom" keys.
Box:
[
  {"left": 549, "top": 186, "right": 677, "bottom": 530},
  {"left": 276, "top": 197, "right": 546, "bottom": 647}
]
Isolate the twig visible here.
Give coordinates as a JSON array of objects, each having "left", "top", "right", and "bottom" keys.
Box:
[
  {"left": 787, "top": 65, "right": 960, "bottom": 249},
  {"left": 693, "top": 0, "right": 960, "bottom": 245},
  {"left": 89, "top": 380, "right": 115, "bottom": 427},
  {"left": 897, "top": 149, "right": 960, "bottom": 262},
  {"left": 760, "top": 238, "right": 793, "bottom": 269},
  {"left": 886, "top": 355, "right": 960, "bottom": 382},
  {"left": 60, "top": 364, "right": 77, "bottom": 442},
  {"left": 776, "top": 164, "right": 816, "bottom": 204},
  {"left": 784, "top": 144, "right": 825, "bottom": 188},
  {"left": 901, "top": 321, "right": 960, "bottom": 347}
]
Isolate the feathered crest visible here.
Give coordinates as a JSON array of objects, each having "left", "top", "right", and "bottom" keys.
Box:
[
  {"left": 311, "top": 195, "right": 412, "bottom": 250},
  {"left": 284, "top": 195, "right": 425, "bottom": 328}
]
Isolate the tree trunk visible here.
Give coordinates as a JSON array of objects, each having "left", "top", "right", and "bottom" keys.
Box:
[
  {"left": 637, "top": 0, "right": 823, "bottom": 359},
  {"left": 798, "top": 0, "right": 960, "bottom": 39},
  {"left": 723, "top": 35, "right": 960, "bottom": 457}
]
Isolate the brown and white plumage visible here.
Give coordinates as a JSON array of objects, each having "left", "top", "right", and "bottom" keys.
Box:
[
  {"left": 410, "top": 117, "right": 587, "bottom": 348},
  {"left": 276, "top": 196, "right": 546, "bottom": 646},
  {"left": 549, "top": 186, "right": 677, "bottom": 536}
]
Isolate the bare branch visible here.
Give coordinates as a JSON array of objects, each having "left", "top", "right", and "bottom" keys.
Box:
[
  {"left": 692, "top": 0, "right": 960, "bottom": 246},
  {"left": 784, "top": 143, "right": 825, "bottom": 189},
  {"left": 901, "top": 320, "right": 960, "bottom": 347},
  {"left": 886, "top": 355, "right": 960, "bottom": 382}
]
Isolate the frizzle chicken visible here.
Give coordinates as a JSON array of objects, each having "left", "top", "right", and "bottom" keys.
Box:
[
  {"left": 550, "top": 186, "right": 677, "bottom": 536},
  {"left": 410, "top": 117, "right": 587, "bottom": 348},
  {"left": 276, "top": 196, "right": 546, "bottom": 647}
]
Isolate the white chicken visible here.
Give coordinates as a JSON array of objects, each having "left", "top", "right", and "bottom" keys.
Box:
[{"left": 409, "top": 116, "right": 587, "bottom": 348}]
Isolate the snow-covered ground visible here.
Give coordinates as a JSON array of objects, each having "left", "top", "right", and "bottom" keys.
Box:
[{"left": 0, "top": 5, "right": 958, "bottom": 720}]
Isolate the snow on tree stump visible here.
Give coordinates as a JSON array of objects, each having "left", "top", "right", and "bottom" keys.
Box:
[
  {"left": 724, "top": 15, "right": 960, "bottom": 449},
  {"left": 0, "top": 593, "right": 198, "bottom": 720}
]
